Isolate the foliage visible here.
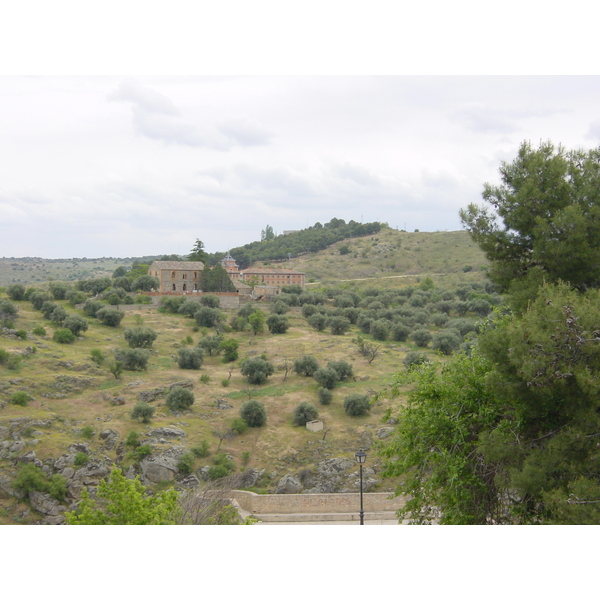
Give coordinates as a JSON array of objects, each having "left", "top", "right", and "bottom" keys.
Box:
[
  {"left": 114, "top": 348, "right": 150, "bottom": 371},
  {"left": 220, "top": 338, "right": 239, "bottom": 362},
  {"left": 432, "top": 329, "right": 462, "bottom": 355},
  {"left": 370, "top": 319, "right": 390, "bottom": 341},
  {"left": 197, "top": 334, "right": 223, "bottom": 356},
  {"left": 240, "top": 357, "right": 274, "bottom": 385},
  {"left": 125, "top": 431, "right": 141, "bottom": 448},
  {"left": 11, "top": 391, "right": 31, "bottom": 406},
  {"left": 32, "top": 325, "right": 47, "bottom": 337},
  {"left": 230, "top": 417, "right": 249, "bottom": 435},
  {"left": 81, "top": 426, "right": 95, "bottom": 439},
  {"left": 261, "top": 224, "right": 275, "bottom": 241},
  {"left": 343, "top": 393, "right": 371, "bottom": 416},
  {"left": 90, "top": 348, "right": 105, "bottom": 365},
  {"left": 83, "top": 299, "right": 104, "bottom": 317},
  {"left": 327, "top": 315, "right": 351, "bottom": 335},
  {"left": 318, "top": 387, "right": 333, "bottom": 405},
  {"left": 410, "top": 328, "right": 432, "bottom": 348},
  {"left": 74, "top": 452, "right": 89, "bottom": 466},
  {"left": 65, "top": 468, "right": 178, "bottom": 524},
  {"left": 194, "top": 306, "right": 222, "bottom": 329},
  {"left": 188, "top": 238, "right": 208, "bottom": 263},
  {"left": 62, "top": 315, "right": 88, "bottom": 336},
  {"left": 177, "top": 347, "right": 204, "bottom": 370},
  {"left": 248, "top": 310, "right": 265, "bottom": 335},
  {"left": 131, "top": 275, "right": 159, "bottom": 292},
  {"left": 294, "top": 355, "right": 320, "bottom": 377},
  {"left": 29, "top": 291, "right": 52, "bottom": 310},
  {"left": 354, "top": 336, "right": 380, "bottom": 364},
  {"left": 266, "top": 313, "right": 289, "bottom": 334},
  {"left": 53, "top": 328, "right": 76, "bottom": 344},
  {"left": 240, "top": 399, "right": 267, "bottom": 427},
  {"left": 96, "top": 307, "right": 125, "bottom": 327},
  {"left": 460, "top": 141, "right": 600, "bottom": 297},
  {"left": 131, "top": 402, "right": 155, "bottom": 423},
  {"left": 0, "top": 299, "right": 17, "bottom": 326},
  {"left": 293, "top": 401, "right": 319, "bottom": 426},
  {"left": 191, "top": 440, "right": 210, "bottom": 458},
  {"left": 328, "top": 359, "right": 353, "bottom": 381},
  {"left": 200, "top": 264, "right": 236, "bottom": 292},
  {"left": 207, "top": 454, "right": 236, "bottom": 480},
  {"left": 177, "top": 452, "right": 195, "bottom": 475},
  {"left": 13, "top": 463, "right": 68, "bottom": 502},
  {"left": 403, "top": 351, "right": 431, "bottom": 370},
  {"left": 313, "top": 366, "right": 340, "bottom": 390},
  {"left": 124, "top": 326, "right": 158, "bottom": 348},
  {"left": 7, "top": 283, "right": 25, "bottom": 301},
  {"left": 166, "top": 386, "right": 195, "bottom": 411}
]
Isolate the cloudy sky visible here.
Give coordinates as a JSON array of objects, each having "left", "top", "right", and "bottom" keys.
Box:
[{"left": 2, "top": 75, "right": 600, "bottom": 259}]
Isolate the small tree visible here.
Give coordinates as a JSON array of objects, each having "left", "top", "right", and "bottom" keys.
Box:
[
  {"left": 131, "top": 402, "right": 155, "bottom": 423},
  {"left": 131, "top": 275, "right": 159, "bottom": 292},
  {"left": 197, "top": 334, "right": 223, "bottom": 356},
  {"left": 124, "top": 326, "right": 158, "bottom": 348},
  {"left": 62, "top": 315, "right": 88, "bottom": 336},
  {"left": 166, "top": 386, "right": 195, "bottom": 411},
  {"left": 220, "top": 338, "right": 239, "bottom": 363},
  {"left": 11, "top": 391, "right": 31, "bottom": 406},
  {"left": 200, "top": 294, "right": 221, "bottom": 308},
  {"left": 177, "top": 347, "right": 204, "bottom": 370},
  {"left": 195, "top": 306, "right": 222, "bottom": 329},
  {"left": 248, "top": 311, "right": 265, "bottom": 335},
  {"left": 240, "top": 399, "right": 267, "bottom": 427},
  {"left": 344, "top": 393, "right": 371, "bottom": 416},
  {"left": 294, "top": 355, "right": 320, "bottom": 377},
  {"left": 266, "top": 314, "right": 289, "bottom": 334},
  {"left": 114, "top": 348, "right": 150, "bottom": 371},
  {"left": 53, "top": 328, "right": 76, "bottom": 344},
  {"left": 96, "top": 307, "right": 125, "bottom": 327},
  {"left": 410, "top": 328, "right": 433, "bottom": 348},
  {"left": 83, "top": 299, "right": 104, "bottom": 317},
  {"left": 327, "top": 316, "right": 351, "bottom": 335},
  {"left": 318, "top": 387, "right": 333, "bottom": 405},
  {"left": 432, "top": 329, "right": 462, "bottom": 356},
  {"left": 7, "top": 284, "right": 25, "bottom": 301},
  {"left": 313, "top": 366, "right": 340, "bottom": 390},
  {"left": 65, "top": 468, "right": 178, "bottom": 525},
  {"left": 293, "top": 402, "right": 319, "bottom": 426},
  {"left": 328, "top": 359, "right": 353, "bottom": 381},
  {"left": 240, "top": 357, "right": 274, "bottom": 385}
]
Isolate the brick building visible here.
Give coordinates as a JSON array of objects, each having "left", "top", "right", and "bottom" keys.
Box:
[{"left": 148, "top": 260, "right": 205, "bottom": 293}]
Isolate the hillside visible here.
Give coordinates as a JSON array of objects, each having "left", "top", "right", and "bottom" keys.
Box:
[{"left": 0, "top": 231, "right": 496, "bottom": 525}]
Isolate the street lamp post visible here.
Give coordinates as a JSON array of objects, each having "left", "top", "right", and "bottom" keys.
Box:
[{"left": 355, "top": 448, "right": 366, "bottom": 525}]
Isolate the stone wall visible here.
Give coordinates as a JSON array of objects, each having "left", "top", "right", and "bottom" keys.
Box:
[
  {"left": 143, "top": 292, "right": 240, "bottom": 309},
  {"left": 230, "top": 490, "right": 405, "bottom": 515}
]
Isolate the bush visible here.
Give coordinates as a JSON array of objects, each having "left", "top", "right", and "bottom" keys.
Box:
[
  {"left": 318, "top": 387, "right": 333, "bottom": 405},
  {"left": 131, "top": 402, "right": 155, "bottom": 423},
  {"left": 11, "top": 391, "right": 31, "bottom": 406},
  {"left": 66, "top": 290, "right": 88, "bottom": 306},
  {"left": 200, "top": 294, "right": 220, "bottom": 308},
  {"left": 132, "top": 444, "right": 153, "bottom": 461},
  {"left": 124, "top": 327, "right": 158, "bottom": 348},
  {"left": 191, "top": 440, "right": 210, "bottom": 458},
  {"left": 230, "top": 417, "right": 249, "bottom": 435},
  {"left": 96, "top": 307, "right": 125, "bottom": 327},
  {"left": 125, "top": 431, "right": 141, "bottom": 447},
  {"left": 74, "top": 452, "right": 89, "bottom": 466},
  {"left": 410, "top": 328, "right": 433, "bottom": 348},
  {"left": 166, "top": 386, "right": 195, "bottom": 411},
  {"left": 32, "top": 326, "right": 47, "bottom": 337},
  {"left": 240, "top": 357, "right": 274, "bottom": 385},
  {"left": 432, "top": 329, "right": 462, "bottom": 355},
  {"left": 195, "top": 306, "right": 222, "bottom": 328},
  {"left": 220, "top": 338, "right": 239, "bottom": 362},
  {"left": 114, "top": 348, "right": 150, "bottom": 371},
  {"left": 7, "top": 284, "right": 25, "bottom": 301},
  {"left": 81, "top": 426, "right": 95, "bottom": 439},
  {"left": 328, "top": 359, "right": 353, "bottom": 381},
  {"left": 53, "top": 328, "right": 76, "bottom": 344},
  {"left": 390, "top": 323, "right": 411, "bottom": 342},
  {"left": 293, "top": 402, "right": 319, "bottom": 426},
  {"left": 207, "top": 453, "right": 235, "bottom": 480},
  {"left": 307, "top": 313, "right": 328, "bottom": 331},
  {"left": 240, "top": 399, "right": 267, "bottom": 427},
  {"left": 343, "top": 393, "right": 371, "bottom": 416},
  {"left": 12, "top": 464, "right": 68, "bottom": 501},
  {"left": 63, "top": 315, "right": 88, "bottom": 336},
  {"left": 403, "top": 351, "right": 431, "bottom": 370},
  {"left": 90, "top": 348, "right": 105, "bottom": 365},
  {"left": 313, "top": 366, "right": 340, "bottom": 390},
  {"left": 29, "top": 291, "right": 52, "bottom": 310},
  {"left": 179, "top": 300, "right": 201, "bottom": 317},
  {"left": 49, "top": 306, "right": 68, "bottom": 325},
  {"left": 294, "top": 355, "right": 320, "bottom": 377},
  {"left": 200, "top": 374, "right": 210, "bottom": 384},
  {"left": 177, "top": 452, "right": 195, "bottom": 475},
  {"left": 83, "top": 299, "right": 104, "bottom": 317},
  {"left": 370, "top": 319, "right": 390, "bottom": 341},
  {"left": 266, "top": 314, "right": 289, "bottom": 334},
  {"left": 270, "top": 300, "right": 289, "bottom": 315},
  {"left": 40, "top": 301, "right": 58, "bottom": 319},
  {"left": 177, "top": 347, "right": 204, "bottom": 370},
  {"left": 197, "top": 334, "right": 223, "bottom": 356},
  {"left": 15, "top": 329, "right": 27, "bottom": 340},
  {"left": 328, "top": 316, "right": 351, "bottom": 335}
]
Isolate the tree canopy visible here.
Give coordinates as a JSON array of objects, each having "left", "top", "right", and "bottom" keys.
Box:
[{"left": 460, "top": 140, "right": 600, "bottom": 296}]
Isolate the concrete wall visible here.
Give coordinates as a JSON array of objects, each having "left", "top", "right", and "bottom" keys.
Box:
[{"left": 230, "top": 491, "right": 405, "bottom": 515}]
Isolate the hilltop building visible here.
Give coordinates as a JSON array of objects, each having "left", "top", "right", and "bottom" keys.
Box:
[{"left": 148, "top": 260, "right": 205, "bottom": 293}]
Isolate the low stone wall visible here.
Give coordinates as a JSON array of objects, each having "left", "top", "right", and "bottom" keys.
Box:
[
  {"left": 230, "top": 491, "right": 405, "bottom": 515},
  {"left": 143, "top": 292, "right": 240, "bottom": 309}
]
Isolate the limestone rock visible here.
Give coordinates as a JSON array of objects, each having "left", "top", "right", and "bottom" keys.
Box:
[
  {"left": 275, "top": 474, "right": 303, "bottom": 494},
  {"left": 29, "top": 491, "right": 66, "bottom": 517},
  {"left": 376, "top": 427, "right": 395, "bottom": 439},
  {"left": 147, "top": 427, "right": 186, "bottom": 439}
]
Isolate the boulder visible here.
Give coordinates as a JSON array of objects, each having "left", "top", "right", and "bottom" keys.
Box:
[
  {"left": 140, "top": 455, "right": 179, "bottom": 483},
  {"left": 29, "top": 491, "right": 66, "bottom": 517},
  {"left": 275, "top": 474, "right": 303, "bottom": 494},
  {"left": 376, "top": 427, "right": 395, "bottom": 439},
  {"left": 147, "top": 427, "right": 186, "bottom": 439}
]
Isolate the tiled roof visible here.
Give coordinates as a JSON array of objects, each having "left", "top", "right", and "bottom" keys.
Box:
[{"left": 149, "top": 261, "right": 205, "bottom": 270}]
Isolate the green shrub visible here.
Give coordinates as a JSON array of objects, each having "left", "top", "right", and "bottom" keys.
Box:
[
  {"left": 197, "top": 334, "right": 223, "bottom": 356},
  {"left": 177, "top": 452, "right": 195, "bottom": 475},
  {"left": 266, "top": 314, "right": 289, "bottom": 334},
  {"left": 327, "top": 316, "right": 351, "bottom": 335},
  {"left": 96, "top": 307, "right": 125, "bottom": 327},
  {"left": 177, "top": 347, "right": 204, "bottom": 370},
  {"left": 165, "top": 386, "right": 195, "bottom": 411},
  {"left": 32, "top": 326, "right": 47, "bottom": 337},
  {"left": 7, "top": 284, "right": 25, "bottom": 301},
  {"left": 131, "top": 402, "right": 155, "bottom": 423},
  {"left": 200, "top": 294, "right": 221, "bottom": 308},
  {"left": 53, "top": 328, "right": 76, "bottom": 344},
  {"left": 132, "top": 444, "right": 152, "bottom": 461},
  {"left": 29, "top": 291, "right": 52, "bottom": 310},
  {"left": 343, "top": 393, "right": 371, "bottom": 417},
  {"left": 242, "top": 451, "right": 250, "bottom": 466},
  {"left": 307, "top": 313, "right": 328, "bottom": 331},
  {"left": 125, "top": 431, "right": 141, "bottom": 448},
  {"left": 62, "top": 315, "right": 88, "bottom": 336},
  {"left": 294, "top": 355, "right": 320, "bottom": 377},
  {"left": 220, "top": 338, "right": 239, "bottom": 362},
  {"left": 124, "top": 326, "right": 158, "bottom": 348},
  {"left": 83, "top": 299, "right": 104, "bottom": 317},
  {"left": 293, "top": 402, "right": 319, "bottom": 426},
  {"left": 11, "top": 391, "right": 31, "bottom": 406},
  {"left": 6, "top": 354, "right": 21, "bottom": 370},
  {"left": 135, "top": 294, "right": 152, "bottom": 304},
  {"left": 200, "top": 374, "right": 211, "bottom": 384},
  {"left": 230, "top": 418, "right": 248, "bottom": 435},
  {"left": 328, "top": 359, "right": 353, "bottom": 381},
  {"left": 0, "top": 348, "right": 9, "bottom": 365},
  {"left": 81, "top": 426, "right": 95, "bottom": 439},
  {"left": 403, "top": 351, "right": 431, "bottom": 370},
  {"left": 114, "top": 348, "right": 150, "bottom": 371},
  {"left": 191, "top": 440, "right": 210, "bottom": 458},
  {"left": 12, "top": 464, "right": 68, "bottom": 501},
  {"left": 410, "top": 328, "right": 433, "bottom": 348},
  {"left": 240, "top": 399, "right": 267, "bottom": 427},
  {"left": 313, "top": 366, "right": 340, "bottom": 390},
  {"left": 370, "top": 319, "right": 390, "bottom": 341},
  {"left": 90, "top": 348, "right": 105, "bottom": 365},
  {"left": 14, "top": 329, "right": 27, "bottom": 340},
  {"left": 207, "top": 453, "right": 235, "bottom": 480},
  {"left": 74, "top": 452, "right": 89, "bottom": 466},
  {"left": 51, "top": 307, "right": 68, "bottom": 325},
  {"left": 240, "top": 357, "right": 274, "bottom": 385},
  {"left": 432, "top": 329, "right": 462, "bottom": 355},
  {"left": 318, "top": 387, "right": 333, "bottom": 405},
  {"left": 195, "top": 306, "right": 222, "bottom": 328},
  {"left": 221, "top": 379, "right": 230, "bottom": 387}
]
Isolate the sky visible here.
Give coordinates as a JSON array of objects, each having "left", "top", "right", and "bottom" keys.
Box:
[{"left": 4, "top": 75, "right": 600, "bottom": 259}]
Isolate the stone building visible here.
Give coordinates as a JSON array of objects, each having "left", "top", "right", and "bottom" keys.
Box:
[
  {"left": 148, "top": 260, "right": 205, "bottom": 293},
  {"left": 240, "top": 266, "right": 306, "bottom": 288}
]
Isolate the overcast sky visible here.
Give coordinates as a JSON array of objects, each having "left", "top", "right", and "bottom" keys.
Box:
[{"left": 2, "top": 75, "right": 600, "bottom": 259}]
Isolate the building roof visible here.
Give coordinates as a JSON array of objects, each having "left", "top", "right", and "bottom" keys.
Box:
[
  {"left": 149, "top": 261, "right": 205, "bottom": 270},
  {"left": 241, "top": 267, "right": 305, "bottom": 275},
  {"left": 232, "top": 279, "right": 252, "bottom": 290}
]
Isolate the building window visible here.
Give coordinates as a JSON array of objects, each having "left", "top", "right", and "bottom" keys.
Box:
[
  {"left": 183, "top": 283, "right": 187, "bottom": 291},
  {"left": 172, "top": 284, "right": 176, "bottom": 291},
  {"left": 171, "top": 272, "right": 176, "bottom": 279}
]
